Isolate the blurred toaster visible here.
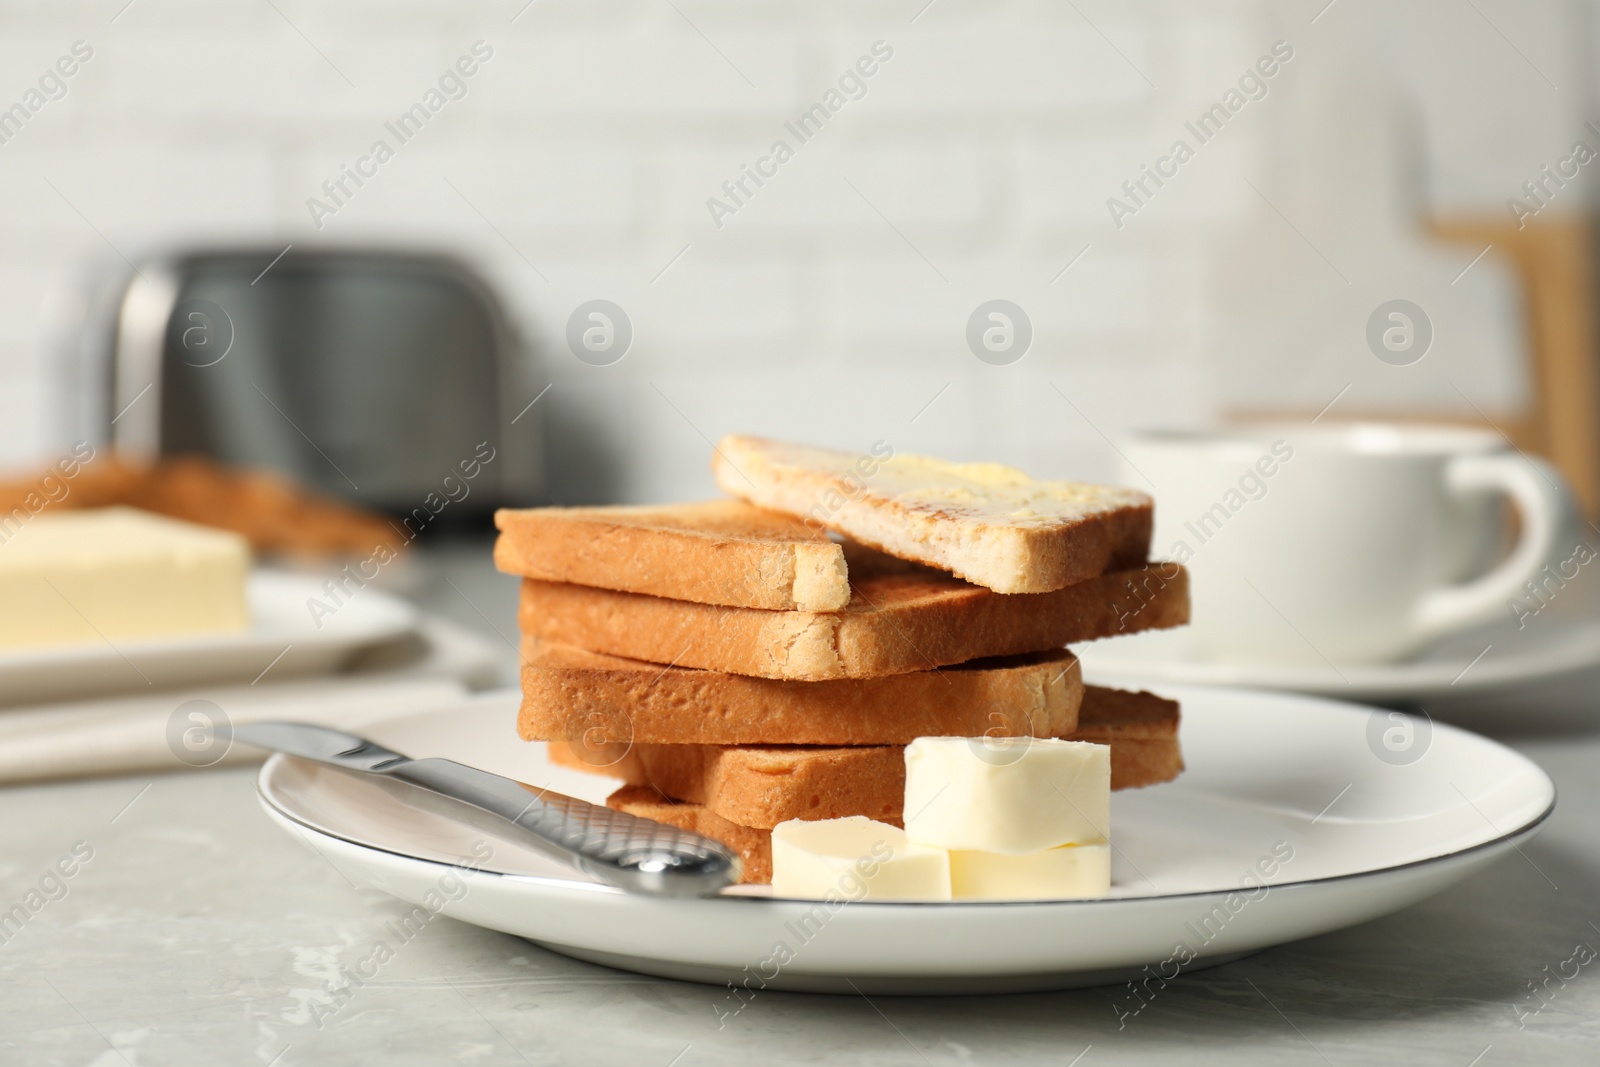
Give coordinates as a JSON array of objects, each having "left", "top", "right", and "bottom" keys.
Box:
[{"left": 84, "top": 247, "right": 543, "bottom": 518}]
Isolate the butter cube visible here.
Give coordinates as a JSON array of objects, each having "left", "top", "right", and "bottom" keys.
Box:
[
  {"left": 0, "top": 508, "right": 250, "bottom": 650},
  {"left": 771, "top": 816, "right": 951, "bottom": 902},
  {"left": 950, "top": 844, "right": 1111, "bottom": 901},
  {"left": 903, "top": 736, "right": 1110, "bottom": 854}
]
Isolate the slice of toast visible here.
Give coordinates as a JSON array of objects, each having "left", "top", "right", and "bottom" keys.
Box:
[
  {"left": 494, "top": 499, "right": 849, "bottom": 611},
  {"left": 569, "top": 685, "right": 1181, "bottom": 829},
  {"left": 518, "top": 562, "right": 1188, "bottom": 680},
  {"left": 518, "top": 638, "right": 1082, "bottom": 745},
  {"left": 711, "top": 435, "right": 1152, "bottom": 594}
]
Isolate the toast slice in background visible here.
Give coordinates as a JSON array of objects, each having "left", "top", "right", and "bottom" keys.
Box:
[
  {"left": 519, "top": 638, "right": 1082, "bottom": 745},
  {"left": 565, "top": 685, "right": 1182, "bottom": 829},
  {"left": 712, "top": 435, "right": 1153, "bottom": 594},
  {"left": 518, "top": 562, "right": 1188, "bottom": 680},
  {"left": 494, "top": 499, "right": 849, "bottom": 611}
]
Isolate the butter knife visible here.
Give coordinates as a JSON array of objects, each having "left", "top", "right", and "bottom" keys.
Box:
[{"left": 236, "top": 721, "right": 740, "bottom": 897}]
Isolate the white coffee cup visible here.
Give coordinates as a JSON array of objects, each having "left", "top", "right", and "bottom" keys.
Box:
[{"left": 1117, "top": 423, "right": 1580, "bottom": 666}]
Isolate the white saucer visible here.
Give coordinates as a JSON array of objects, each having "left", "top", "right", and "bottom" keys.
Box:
[
  {"left": 0, "top": 571, "right": 417, "bottom": 706},
  {"left": 1079, "top": 614, "right": 1600, "bottom": 704},
  {"left": 252, "top": 685, "right": 1553, "bottom": 995}
]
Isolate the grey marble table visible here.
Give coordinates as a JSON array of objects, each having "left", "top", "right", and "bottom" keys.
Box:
[{"left": 2, "top": 540, "right": 1598, "bottom": 1065}]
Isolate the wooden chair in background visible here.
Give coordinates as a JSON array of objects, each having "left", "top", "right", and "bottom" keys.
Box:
[{"left": 1431, "top": 217, "right": 1600, "bottom": 521}]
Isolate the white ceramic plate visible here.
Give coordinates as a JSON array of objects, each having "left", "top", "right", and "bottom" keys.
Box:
[
  {"left": 0, "top": 571, "right": 417, "bottom": 706},
  {"left": 1079, "top": 614, "right": 1600, "bottom": 704},
  {"left": 253, "top": 685, "right": 1554, "bottom": 995}
]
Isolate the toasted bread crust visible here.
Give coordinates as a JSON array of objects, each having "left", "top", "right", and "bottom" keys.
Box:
[
  {"left": 1072, "top": 685, "right": 1181, "bottom": 739},
  {"left": 494, "top": 499, "right": 849, "bottom": 611},
  {"left": 712, "top": 436, "right": 1152, "bottom": 594},
  {"left": 518, "top": 639, "right": 1082, "bottom": 745},
  {"left": 612, "top": 744, "right": 908, "bottom": 828},
  {"left": 555, "top": 685, "right": 1181, "bottom": 829},
  {"left": 518, "top": 563, "right": 1188, "bottom": 680}
]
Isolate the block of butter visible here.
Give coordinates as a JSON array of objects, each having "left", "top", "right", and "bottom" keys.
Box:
[
  {"left": 950, "top": 843, "right": 1111, "bottom": 901},
  {"left": 903, "top": 736, "right": 1110, "bottom": 854},
  {"left": 0, "top": 507, "right": 251, "bottom": 650},
  {"left": 771, "top": 816, "right": 951, "bottom": 902}
]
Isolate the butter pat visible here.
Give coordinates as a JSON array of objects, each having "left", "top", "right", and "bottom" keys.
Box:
[
  {"left": 0, "top": 507, "right": 250, "bottom": 649},
  {"left": 771, "top": 816, "right": 951, "bottom": 902},
  {"left": 903, "top": 736, "right": 1110, "bottom": 854},
  {"left": 950, "top": 844, "right": 1111, "bottom": 901}
]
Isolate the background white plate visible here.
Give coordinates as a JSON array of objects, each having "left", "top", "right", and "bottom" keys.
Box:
[
  {"left": 254, "top": 685, "right": 1554, "bottom": 994},
  {"left": 0, "top": 570, "right": 417, "bottom": 706}
]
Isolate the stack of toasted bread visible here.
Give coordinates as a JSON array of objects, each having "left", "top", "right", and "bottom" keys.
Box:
[{"left": 494, "top": 436, "right": 1190, "bottom": 884}]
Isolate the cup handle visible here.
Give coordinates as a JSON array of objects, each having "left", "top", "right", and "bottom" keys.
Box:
[{"left": 1411, "top": 452, "right": 1577, "bottom": 642}]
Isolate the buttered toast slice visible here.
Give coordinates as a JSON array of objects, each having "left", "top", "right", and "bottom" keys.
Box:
[
  {"left": 519, "top": 638, "right": 1082, "bottom": 745},
  {"left": 494, "top": 499, "right": 849, "bottom": 611},
  {"left": 518, "top": 562, "right": 1188, "bottom": 681},
  {"left": 712, "top": 435, "right": 1152, "bottom": 594},
  {"left": 570, "top": 685, "right": 1182, "bottom": 831}
]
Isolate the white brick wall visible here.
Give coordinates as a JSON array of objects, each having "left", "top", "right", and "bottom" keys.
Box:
[{"left": 0, "top": 0, "right": 1587, "bottom": 504}]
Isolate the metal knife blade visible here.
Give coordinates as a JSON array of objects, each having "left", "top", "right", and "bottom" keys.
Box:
[
  {"left": 234, "top": 721, "right": 409, "bottom": 773},
  {"left": 236, "top": 721, "right": 740, "bottom": 897}
]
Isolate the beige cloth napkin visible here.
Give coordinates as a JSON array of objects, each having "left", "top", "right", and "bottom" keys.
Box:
[
  {"left": 0, "top": 676, "right": 479, "bottom": 784},
  {"left": 0, "top": 615, "right": 515, "bottom": 785}
]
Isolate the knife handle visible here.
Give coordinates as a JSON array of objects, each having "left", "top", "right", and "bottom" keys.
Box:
[{"left": 388, "top": 757, "right": 741, "bottom": 897}]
